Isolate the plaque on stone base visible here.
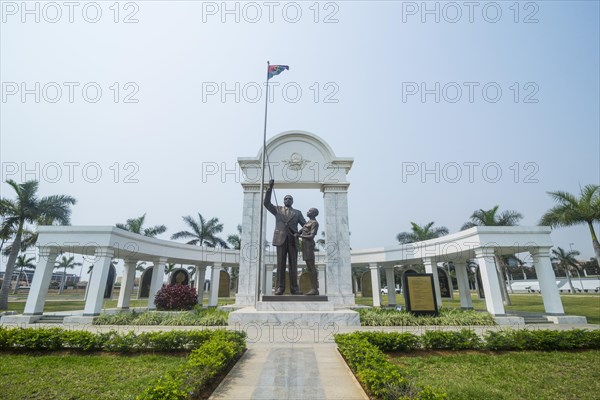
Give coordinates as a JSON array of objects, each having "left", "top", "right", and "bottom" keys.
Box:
[{"left": 403, "top": 273, "right": 438, "bottom": 316}]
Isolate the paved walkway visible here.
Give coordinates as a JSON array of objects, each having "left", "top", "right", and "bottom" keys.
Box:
[
  {"left": 3, "top": 319, "right": 599, "bottom": 400},
  {"left": 209, "top": 343, "right": 368, "bottom": 400}
]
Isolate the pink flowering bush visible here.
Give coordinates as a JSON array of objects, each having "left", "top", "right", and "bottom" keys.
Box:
[{"left": 154, "top": 284, "right": 198, "bottom": 311}]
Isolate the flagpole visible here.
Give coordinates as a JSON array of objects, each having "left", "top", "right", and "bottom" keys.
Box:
[{"left": 255, "top": 61, "right": 270, "bottom": 307}]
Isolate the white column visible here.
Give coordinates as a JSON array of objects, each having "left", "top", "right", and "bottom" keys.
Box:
[
  {"left": 384, "top": 266, "right": 396, "bottom": 306},
  {"left": 474, "top": 248, "right": 505, "bottom": 315},
  {"left": 236, "top": 185, "right": 263, "bottom": 306},
  {"left": 423, "top": 258, "right": 442, "bottom": 307},
  {"left": 455, "top": 262, "right": 473, "bottom": 309},
  {"left": 147, "top": 257, "right": 166, "bottom": 310},
  {"left": 532, "top": 248, "right": 565, "bottom": 314},
  {"left": 369, "top": 263, "right": 381, "bottom": 307},
  {"left": 84, "top": 248, "right": 114, "bottom": 316},
  {"left": 264, "top": 264, "right": 274, "bottom": 295},
  {"left": 117, "top": 259, "right": 136, "bottom": 310},
  {"left": 195, "top": 265, "right": 207, "bottom": 306},
  {"left": 317, "top": 263, "right": 326, "bottom": 294},
  {"left": 323, "top": 185, "right": 355, "bottom": 306},
  {"left": 24, "top": 247, "right": 58, "bottom": 315},
  {"left": 209, "top": 263, "right": 223, "bottom": 307}
]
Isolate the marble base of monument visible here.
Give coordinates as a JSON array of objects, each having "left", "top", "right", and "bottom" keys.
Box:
[
  {"left": 262, "top": 295, "right": 328, "bottom": 302},
  {"left": 228, "top": 300, "right": 360, "bottom": 327},
  {"left": 256, "top": 299, "right": 333, "bottom": 312}
]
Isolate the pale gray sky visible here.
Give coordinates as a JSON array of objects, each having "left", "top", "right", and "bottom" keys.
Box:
[{"left": 1, "top": 1, "right": 599, "bottom": 278}]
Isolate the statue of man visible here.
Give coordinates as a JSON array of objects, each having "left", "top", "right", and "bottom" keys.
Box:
[
  {"left": 264, "top": 179, "right": 306, "bottom": 295},
  {"left": 296, "top": 208, "right": 320, "bottom": 295}
]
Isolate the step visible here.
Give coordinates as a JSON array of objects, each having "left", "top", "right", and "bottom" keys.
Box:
[{"left": 35, "top": 315, "right": 66, "bottom": 324}]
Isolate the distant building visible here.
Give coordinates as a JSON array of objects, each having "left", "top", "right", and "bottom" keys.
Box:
[{"left": 0, "top": 270, "right": 80, "bottom": 289}]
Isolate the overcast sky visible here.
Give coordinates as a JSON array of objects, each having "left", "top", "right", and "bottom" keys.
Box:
[{"left": 1, "top": 1, "right": 599, "bottom": 278}]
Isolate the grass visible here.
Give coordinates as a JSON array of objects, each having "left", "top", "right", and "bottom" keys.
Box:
[
  {"left": 0, "top": 353, "right": 188, "bottom": 400},
  {"left": 391, "top": 350, "right": 600, "bottom": 400},
  {"left": 6, "top": 291, "right": 599, "bottom": 325},
  {"left": 356, "top": 292, "right": 600, "bottom": 324}
]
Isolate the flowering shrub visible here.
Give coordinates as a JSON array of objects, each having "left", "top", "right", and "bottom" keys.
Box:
[{"left": 154, "top": 284, "right": 198, "bottom": 311}]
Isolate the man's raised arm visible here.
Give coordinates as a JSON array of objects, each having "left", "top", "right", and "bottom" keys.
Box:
[{"left": 264, "top": 179, "right": 277, "bottom": 216}]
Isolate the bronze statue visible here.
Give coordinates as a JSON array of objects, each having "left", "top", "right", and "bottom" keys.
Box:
[
  {"left": 264, "top": 179, "right": 307, "bottom": 295},
  {"left": 296, "top": 208, "right": 320, "bottom": 295}
]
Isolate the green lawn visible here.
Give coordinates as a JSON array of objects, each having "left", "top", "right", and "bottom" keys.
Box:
[
  {"left": 6, "top": 292, "right": 600, "bottom": 324},
  {"left": 357, "top": 292, "right": 600, "bottom": 324},
  {"left": 392, "top": 350, "right": 600, "bottom": 400},
  {"left": 0, "top": 353, "right": 188, "bottom": 400}
]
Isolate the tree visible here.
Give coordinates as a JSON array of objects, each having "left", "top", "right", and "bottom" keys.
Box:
[
  {"left": 551, "top": 247, "right": 581, "bottom": 293},
  {"left": 461, "top": 205, "right": 523, "bottom": 306},
  {"left": 396, "top": 222, "right": 449, "bottom": 244},
  {"left": 227, "top": 224, "right": 242, "bottom": 250},
  {"left": 54, "top": 255, "right": 82, "bottom": 295},
  {"left": 165, "top": 263, "right": 177, "bottom": 274},
  {"left": 116, "top": 213, "right": 167, "bottom": 237},
  {"left": 461, "top": 206, "right": 523, "bottom": 230},
  {"left": 0, "top": 180, "right": 76, "bottom": 310},
  {"left": 170, "top": 213, "right": 228, "bottom": 248},
  {"left": 13, "top": 254, "right": 36, "bottom": 294},
  {"left": 316, "top": 231, "right": 326, "bottom": 251},
  {"left": 540, "top": 184, "right": 600, "bottom": 268}
]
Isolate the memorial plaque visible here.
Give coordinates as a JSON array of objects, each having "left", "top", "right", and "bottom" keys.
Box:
[
  {"left": 218, "top": 270, "right": 230, "bottom": 297},
  {"left": 476, "top": 268, "right": 485, "bottom": 299},
  {"left": 169, "top": 268, "right": 190, "bottom": 286},
  {"left": 104, "top": 264, "right": 117, "bottom": 299},
  {"left": 299, "top": 272, "right": 311, "bottom": 293},
  {"left": 138, "top": 267, "right": 153, "bottom": 299},
  {"left": 403, "top": 273, "right": 438, "bottom": 315},
  {"left": 437, "top": 268, "right": 452, "bottom": 299},
  {"left": 361, "top": 271, "right": 372, "bottom": 297}
]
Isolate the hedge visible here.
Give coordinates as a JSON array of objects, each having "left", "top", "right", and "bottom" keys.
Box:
[
  {"left": 136, "top": 330, "right": 246, "bottom": 400},
  {"left": 335, "top": 334, "right": 446, "bottom": 400},
  {"left": 0, "top": 327, "right": 246, "bottom": 399},
  {"left": 358, "top": 308, "right": 495, "bottom": 326},
  {"left": 335, "top": 329, "right": 600, "bottom": 399},
  {"left": 0, "top": 326, "right": 235, "bottom": 353},
  {"left": 93, "top": 308, "right": 230, "bottom": 326}
]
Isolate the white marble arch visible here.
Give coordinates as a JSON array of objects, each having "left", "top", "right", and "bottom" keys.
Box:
[
  {"left": 236, "top": 130, "right": 355, "bottom": 307},
  {"left": 351, "top": 226, "right": 587, "bottom": 324},
  {"left": 15, "top": 226, "right": 239, "bottom": 321}
]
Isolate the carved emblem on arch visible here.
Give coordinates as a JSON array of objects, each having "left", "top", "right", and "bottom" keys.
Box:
[{"left": 282, "top": 152, "right": 310, "bottom": 171}]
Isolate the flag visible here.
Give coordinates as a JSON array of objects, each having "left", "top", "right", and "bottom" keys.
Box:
[{"left": 268, "top": 65, "right": 289, "bottom": 80}]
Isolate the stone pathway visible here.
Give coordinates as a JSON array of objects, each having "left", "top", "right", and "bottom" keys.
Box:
[{"left": 209, "top": 343, "right": 368, "bottom": 400}]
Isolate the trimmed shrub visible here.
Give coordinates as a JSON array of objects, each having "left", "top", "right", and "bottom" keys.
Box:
[
  {"left": 154, "top": 284, "right": 198, "bottom": 311},
  {"left": 92, "top": 308, "right": 230, "bottom": 326},
  {"left": 358, "top": 308, "right": 495, "bottom": 326},
  {"left": 137, "top": 330, "right": 246, "bottom": 400},
  {"left": 356, "top": 331, "right": 421, "bottom": 352},
  {"left": 335, "top": 334, "right": 446, "bottom": 399},
  {"left": 421, "top": 329, "right": 482, "bottom": 350}
]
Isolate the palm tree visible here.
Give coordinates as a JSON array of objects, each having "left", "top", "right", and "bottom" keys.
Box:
[
  {"left": 540, "top": 184, "right": 600, "bottom": 268},
  {"left": 13, "top": 254, "right": 36, "bottom": 294},
  {"left": 316, "top": 231, "right": 326, "bottom": 251},
  {"left": 164, "top": 263, "right": 177, "bottom": 274},
  {"left": 461, "top": 205, "right": 523, "bottom": 230},
  {"left": 54, "top": 255, "right": 82, "bottom": 295},
  {"left": 227, "top": 224, "right": 242, "bottom": 250},
  {"left": 0, "top": 180, "right": 76, "bottom": 310},
  {"left": 461, "top": 205, "right": 523, "bottom": 305},
  {"left": 551, "top": 247, "right": 581, "bottom": 293},
  {"left": 396, "top": 222, "right": 449, "bottom": 244},
  {"left": 170, "top": 213, "right": 228, "bottom": 248},
  {"left": 116, "top": 213, "right": 167, "bottom": 238}
]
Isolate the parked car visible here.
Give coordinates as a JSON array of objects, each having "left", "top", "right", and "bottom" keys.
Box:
[{"left": 380, "top": 288, "right": 388, "bottom": 294}]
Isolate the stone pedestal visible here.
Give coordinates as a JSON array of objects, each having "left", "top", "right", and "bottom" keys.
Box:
[{"left": 228, "top": 300, "right": 360, "bottom": 327}]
